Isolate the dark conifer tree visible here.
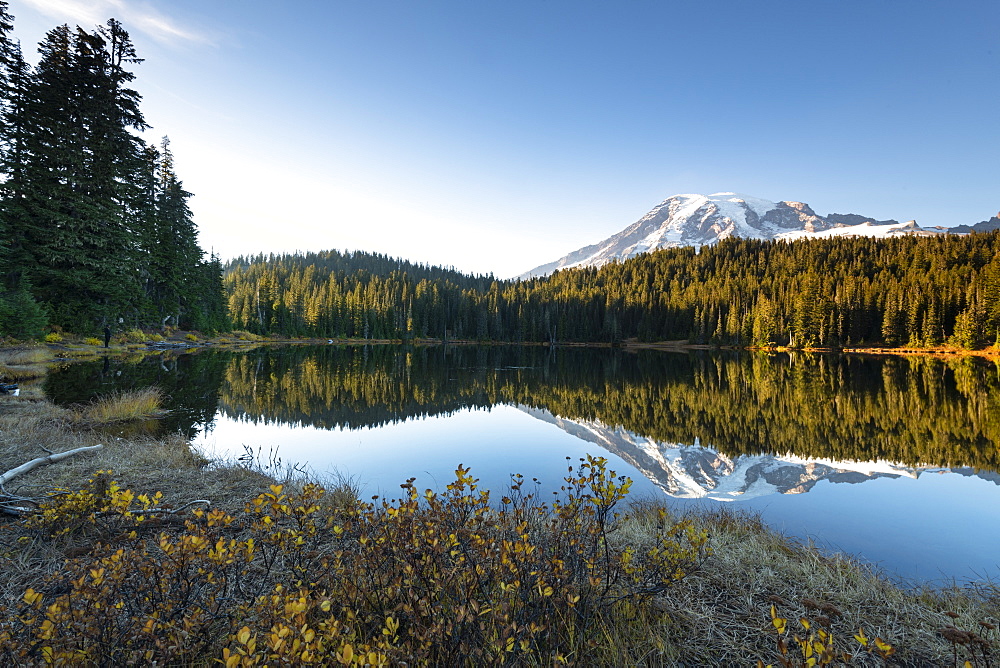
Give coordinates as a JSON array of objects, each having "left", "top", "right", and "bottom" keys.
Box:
[
  {"left": 0, "top": 2, "right": 49, "bottom": 331},
  {"left": 148, "top": 136, "right": 201, "bottom": 327},
  {"left": 15, "top": 23, "right": 149, "bottom": 329}
]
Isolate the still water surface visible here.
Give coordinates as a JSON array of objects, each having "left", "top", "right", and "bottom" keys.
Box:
[{"left": 45, "top": 345, "right": 1000, "bottom": 584}]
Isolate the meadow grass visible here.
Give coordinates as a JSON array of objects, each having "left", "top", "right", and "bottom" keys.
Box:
[
  {"left": 75, "top": 387, "right": 165, "bottom": 425},
  {"left": 0, "top": 346, "right": 54, "bottom": 381},
  {"left": 0, "top": 389, "right": 996, "bottom": 665}
]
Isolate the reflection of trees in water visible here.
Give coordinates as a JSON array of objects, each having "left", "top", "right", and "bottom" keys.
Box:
[
  {"left": 219, "top": 345, "right": 552, "bottom": 429},
  {"left": 44, "top": 352, "right": 232, "bottom": 438},
  {"left": 47, "top": 346, "right": 1000, "bottom": 471},
  {"left": 219, "top": 346, "right": 1000, "bottom": 471},
  {"left": 532, "top": 353, "right": 1000, "bottom": 471}
]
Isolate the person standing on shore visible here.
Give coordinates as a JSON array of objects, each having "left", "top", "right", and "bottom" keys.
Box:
[{"left": 103, "top": 325, "right": 111, "bottom": 348}]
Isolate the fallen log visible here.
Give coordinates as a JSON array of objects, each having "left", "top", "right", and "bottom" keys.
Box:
[{"left": 0, "top": 444, "right": 103, "bottom": 487}]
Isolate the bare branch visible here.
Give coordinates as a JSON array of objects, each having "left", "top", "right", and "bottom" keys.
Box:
[
  {"left": 0, "top": 445, "right": 103, "bottom": 487},
  {"left": 0, "top": 503, "right": 33, "bottom": 516}
]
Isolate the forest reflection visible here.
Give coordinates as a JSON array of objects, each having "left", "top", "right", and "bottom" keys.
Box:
[{"left": 47, "top": 345, "right": 1000, "bottom": 473}]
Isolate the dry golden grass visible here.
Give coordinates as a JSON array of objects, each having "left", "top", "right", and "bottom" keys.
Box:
[
  {"left": 625, "top": 504, "right": 999, "bottom": 665},
  {"left": 0, "top": 396, "right": 282, "bottom": 528},
  {"left": 75, "top": 387, "right": 164, "bottom": 424},
  {"left": 0, "top": 363, "right": 47, "bottom": 381},
  {"left": 0, "top": 346, "right": 54, "bottom": 381},
  {"left": 0, "top": 347, "right": 52, "bottom": 366}
]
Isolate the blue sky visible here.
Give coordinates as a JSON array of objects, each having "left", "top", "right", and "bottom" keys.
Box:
[{"left": 7, "top": 0, "right": 999, "bottom": 277}]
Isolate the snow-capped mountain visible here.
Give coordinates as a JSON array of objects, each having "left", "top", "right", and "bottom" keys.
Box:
[
  {"left": 517, "top": 407, "right": 998, "bottom": 502},
  {"left": 518, "top": 192, "right": 948, "bottom": 279}
]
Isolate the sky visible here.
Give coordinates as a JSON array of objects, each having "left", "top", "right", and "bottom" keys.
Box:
[{"left": 6, "top": 0, "right": 999, "bottom": 278}]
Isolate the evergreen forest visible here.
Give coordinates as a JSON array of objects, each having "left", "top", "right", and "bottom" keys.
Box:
[
  {"left": 0, "top": 2, "right": 226, "bottom": 338},
  {"left": 224, "top": 232, "right": 1000, "bottom": 350}
]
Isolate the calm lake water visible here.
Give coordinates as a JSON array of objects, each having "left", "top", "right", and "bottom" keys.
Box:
[{"left": 45, "top": 345, "right": 1000, "bottom": 585}]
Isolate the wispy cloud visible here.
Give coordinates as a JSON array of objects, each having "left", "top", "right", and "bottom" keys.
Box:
[{"left": 19, "top": 0, "right": 214, "bottom": 46}]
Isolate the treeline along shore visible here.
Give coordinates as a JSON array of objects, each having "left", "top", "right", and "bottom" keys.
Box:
[{"left": 224, "top": 232, "right": 1000, "bottom": 351}]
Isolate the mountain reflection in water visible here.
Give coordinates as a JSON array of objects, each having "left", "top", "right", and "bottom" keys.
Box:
[
  {"left": 45, "top": 345, "right": 1000, "bottom": 581},
  {"left": 521, "top": 406, "right": 1000, "bottom": 501}
]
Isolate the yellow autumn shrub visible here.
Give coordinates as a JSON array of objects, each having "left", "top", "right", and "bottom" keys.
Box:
[{"left": 1, "top": 456, "right": 710, "bottom": 665}]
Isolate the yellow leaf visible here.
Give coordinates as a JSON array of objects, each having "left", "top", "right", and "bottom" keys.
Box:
[
  {"left": 237, "top": 626, "right": 251, "bottom": 645},
  {"left": 771, "top": 607, "right": 787, "bottom": 635},
  {"left": 340, "top": 643, "right": 354, "bottom": 663},
  {"left": 223, "top": 649, "right": 240, "bottom": 668},
  {"left": 23, "top": 588, "right": 42, "bottom": 606},
  {"left": 874, "top": 637, "right": 895, "bottom": 657}
]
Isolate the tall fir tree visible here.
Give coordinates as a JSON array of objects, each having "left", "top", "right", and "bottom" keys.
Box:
[
  {"left": 0, "top": 8, "right": 225, "bottom": 338},
  {"left": 150, "top": 136, "right": 202, "bottom": 327},
  {"left": 13, "top": 22, "right": 149, "bottom": 329},
  {"left": 0, "top": 0, "right": 19, "bottom": 277}
]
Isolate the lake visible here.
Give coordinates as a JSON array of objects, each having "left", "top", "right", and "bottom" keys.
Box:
[{"left": 45, "top": 344, "right": 1000, "bottom": 585}]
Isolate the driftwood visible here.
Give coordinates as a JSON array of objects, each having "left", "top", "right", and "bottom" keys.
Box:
[
  {"left": 0, "top": 445, "right": 104, "bottom": 487},
  {"left": 0, "top": 445, "right": 104, "bottom": 516}
]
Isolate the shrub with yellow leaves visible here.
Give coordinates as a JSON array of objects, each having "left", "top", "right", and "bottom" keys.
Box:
[
  {"left": 759, "top": 602, "right": 896, "bottom": 667},
  {"left": 0, "top": 457, "right": 710, "bottom": 665}
]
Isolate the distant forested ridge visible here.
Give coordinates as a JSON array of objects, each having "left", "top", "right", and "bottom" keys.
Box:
[
  {"left": 0, "top": 2, "right": 226, "bottom": 338},
  {"left": 224, "top": 232, "right": 1000, "bottom": 349}
]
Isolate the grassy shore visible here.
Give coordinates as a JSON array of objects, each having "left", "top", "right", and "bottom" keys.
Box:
[
  {"left": 11, "top": 325, "right": 1000, "bottom": 361},
  {"left": 0, "top": 344, "right": 998, "bottom": 665}
]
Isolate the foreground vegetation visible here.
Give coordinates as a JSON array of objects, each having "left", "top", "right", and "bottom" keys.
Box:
[{"left": 1, "top": 351, "right": 997, "bottom": 665}]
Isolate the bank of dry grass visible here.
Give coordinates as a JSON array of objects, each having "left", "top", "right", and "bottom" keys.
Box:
[
  {"left": 0, "top": 391, "right": 997, "bottom": 665},
  {"left": 0, "top": 392, "right": 275, "bottom": 513},
  {"left": 0, "top": 346, "right": 54, "bottom": 381},
  {"left": 648, "top": 506, "right": 999, "bottom": 664},
  {"left": 73, "top": 387, "right": 165, "bottom": 425}
]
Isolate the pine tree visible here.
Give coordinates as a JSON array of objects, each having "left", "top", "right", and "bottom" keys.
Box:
[
  {"left": 148, "top": 136, "right": 203, "bottom": 327},
  {"left": 751, "top": 296, "right": 777, "bottom": 347},
  {"left": 0, "top": 278, "right": 46, "bottom": 339},
  {"left": 0, "top": 0, "right": 30, "bottom": 291},
  {"left": 18, "top": 23, "right": 148, "bottom": 329}
]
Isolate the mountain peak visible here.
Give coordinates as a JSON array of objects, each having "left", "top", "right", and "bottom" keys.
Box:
[{"left": 517, "top": 192, "right": 951, "bottom": 279}]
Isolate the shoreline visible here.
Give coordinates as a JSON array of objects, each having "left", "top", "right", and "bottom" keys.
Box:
[{"left": 6, "top": 327, "right": 997, "bottom": 361}]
